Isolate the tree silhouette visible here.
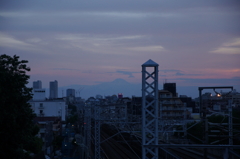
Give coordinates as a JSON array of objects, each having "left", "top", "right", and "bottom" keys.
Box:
[{"left": 0, "top": 54, "right": 40, "bottom": 158}]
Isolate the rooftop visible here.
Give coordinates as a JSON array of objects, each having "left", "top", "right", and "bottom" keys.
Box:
[{"left": 142, "top": 59, "right": 159, "bottom": 67}]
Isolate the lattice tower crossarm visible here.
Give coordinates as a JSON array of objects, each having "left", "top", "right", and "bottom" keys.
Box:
[{"left": 142, "top": 59, "right": 159, "bottom": 159}]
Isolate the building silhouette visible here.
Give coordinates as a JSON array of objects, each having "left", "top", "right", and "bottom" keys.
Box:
[
  {"left": 49, "top": 80, "right": 58, "bottom": 99},
  {"left": 163, "top": 83, "right": 177, "bottom": 97},
  {"left": 159, "top": 90, "right": 186, "bottom": 119},
  {"left": 66, "top": 89, "right": 75, "bottom": 97},
  {"left": 33, "top": 80, "right": 42, "bottom": 89}
]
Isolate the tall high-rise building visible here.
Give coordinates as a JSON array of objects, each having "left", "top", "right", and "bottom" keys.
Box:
[
  {"left": 66, "top": 89, "right": 75, "bottom": 97},
  {"left": 49, "top": 80, "right": 58, "bottom": 99},
  {"left": 163, "top": 83, "right": 177, "bottom": 97},
  {"left": 33, "top": 80, "right": 42, "bottom": 89}
]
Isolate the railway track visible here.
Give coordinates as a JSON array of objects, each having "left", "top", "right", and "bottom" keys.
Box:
[
  {"left": 163, "top": 148, "right": 204, "bottom": 159},
  {"left": 101, "top": 130, "right": 140, "bottom": 159},
  {"left": 133, "top": 133, "right": 221, "bottom": 159},
  {"left": 94, "top": 124, "right": 228, "bottom": 159},
  {"left": 162, "top": 140, "right": 222, "bottom": 159},
  {"left": 163, "top": 147, "right": 222, "bottom": 159}
]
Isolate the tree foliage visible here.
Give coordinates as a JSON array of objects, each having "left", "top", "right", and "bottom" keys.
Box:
[
  {"left": 67, "top": 114, "right": 78, "bottom": 124},
  {"left": 68, "top": 104, "right": 77, "bottom": 114},
  {"left": 52, "top": 135, "right": 63, "bottom": 149},
  {"left": 0, "top": 54, "right": 40, "bottom": 158}
]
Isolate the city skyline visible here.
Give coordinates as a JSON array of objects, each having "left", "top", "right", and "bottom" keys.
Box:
[
  {"left": 1, "top": 0, "right": 239, "bottom": 94},
  {"left": 30, "top": 78, "right": 238, "bottom": 100}
]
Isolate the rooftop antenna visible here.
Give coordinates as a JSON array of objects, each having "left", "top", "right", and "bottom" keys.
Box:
[{"left": 62, "top": 89, "right": 64, "bottom": 98}]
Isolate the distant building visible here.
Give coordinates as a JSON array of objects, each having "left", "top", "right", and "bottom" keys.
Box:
[
  {"left": 112, "top": 94, "right": 118, "bottom": 101},
  {"left": 194, "top": 90, "right": 240, "bottom": 113},
  {"left": 30, "top": 100, "right": 67, "bottom": 121},
  {"left": 29, "top": 89, "right": 68, "bottom": 121},
  {"left": 29, "top": 86, "right": 65, "bottom": 158},
  {"left": 86, "top": 97, "right": 96, "bottom": 104},
  {"left": 96, "top": 94, "right": 103, "bottom": 99},
  {"left": 159, "top": 90, "right": 188, "bottom": 119},
  {"left": 163, "top": 83, "right": 177, "bottom": 97},
  {"left": 128, "top": 96, "right": 142, "bottom": 122},
  {"left": 221, "top": 89, "right": 240, "bottom": 108},
  {"left": 33, "top": 89, "right": 46, "bottom": 101},
  {"left": 66, "top": 89, "right": 75, "bottom": 97},
  {"left": 33, "top": 80, "right": 42, "bottom": 89},
  {"left": 118, "top": 93, "right": 123, "bottom": 99},
  {"left": 66, "top": 89, "right": 76, "bottom": 104},
  {"left": 105, "top": 95, "right": 118, "bottom": 103},
  {"left": 49, "top": 80, "right": 58, "bottom": 99},
  {"left": 179, "top": 95, "right": 196, "bottom": 113}
]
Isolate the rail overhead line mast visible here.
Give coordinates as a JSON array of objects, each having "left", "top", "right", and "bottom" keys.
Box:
[{"left": 142, "top": 59, "right": 159, "bottom": 159}]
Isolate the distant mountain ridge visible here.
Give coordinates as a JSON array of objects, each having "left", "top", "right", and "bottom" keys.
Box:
[
  {"left": 41, "top": 78, "right": 238, "bottom": 100},
  {"left": 58, "top": 78, "right": 142, "bottom": 99}
]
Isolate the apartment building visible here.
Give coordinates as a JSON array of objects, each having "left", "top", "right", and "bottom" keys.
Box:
[{"left": 159, "top": 90, "right": 186, "bottom": 119}]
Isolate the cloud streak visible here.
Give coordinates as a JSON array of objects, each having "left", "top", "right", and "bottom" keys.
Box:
[
  {"left": 210, "top": 38, "right": 240, "bottom": 54},
  {"left": 175, "top": 77, "right": 240, "bottom": 85},
  {"left": 159, "top": 69, "right": 202, "bottom": 78},
  {"left": 54, "top": 34, "right": 167, "bottom": 56},
  {"left": 116, "top": 70, "right": 139, "bottom": 78},
  {"left": 127, "top": 45, "right": 165, "bottom": 52},
  {"left": 51, "top": 68, "right": 81, "bottom": 71},
  {"left": 0, "top": 32, "right": 32, "bottom": 49}
]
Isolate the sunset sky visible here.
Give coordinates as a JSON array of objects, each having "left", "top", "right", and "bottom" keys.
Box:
[{"left": 1, "top": 0, "right": 240, "bottom": 96}]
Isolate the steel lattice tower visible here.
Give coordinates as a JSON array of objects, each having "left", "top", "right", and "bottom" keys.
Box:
[
  {"left": 95, "top": 105, "right": 100, "bottom": 159},
  {"left": 84, "top": 104, "right": 91, "bottom": 158},
  {"left": 228, "top": 100, "right": 233, "bottom": 146},
  {"left": 142, "top": 59, "right": 159, "bottom": 159}
]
